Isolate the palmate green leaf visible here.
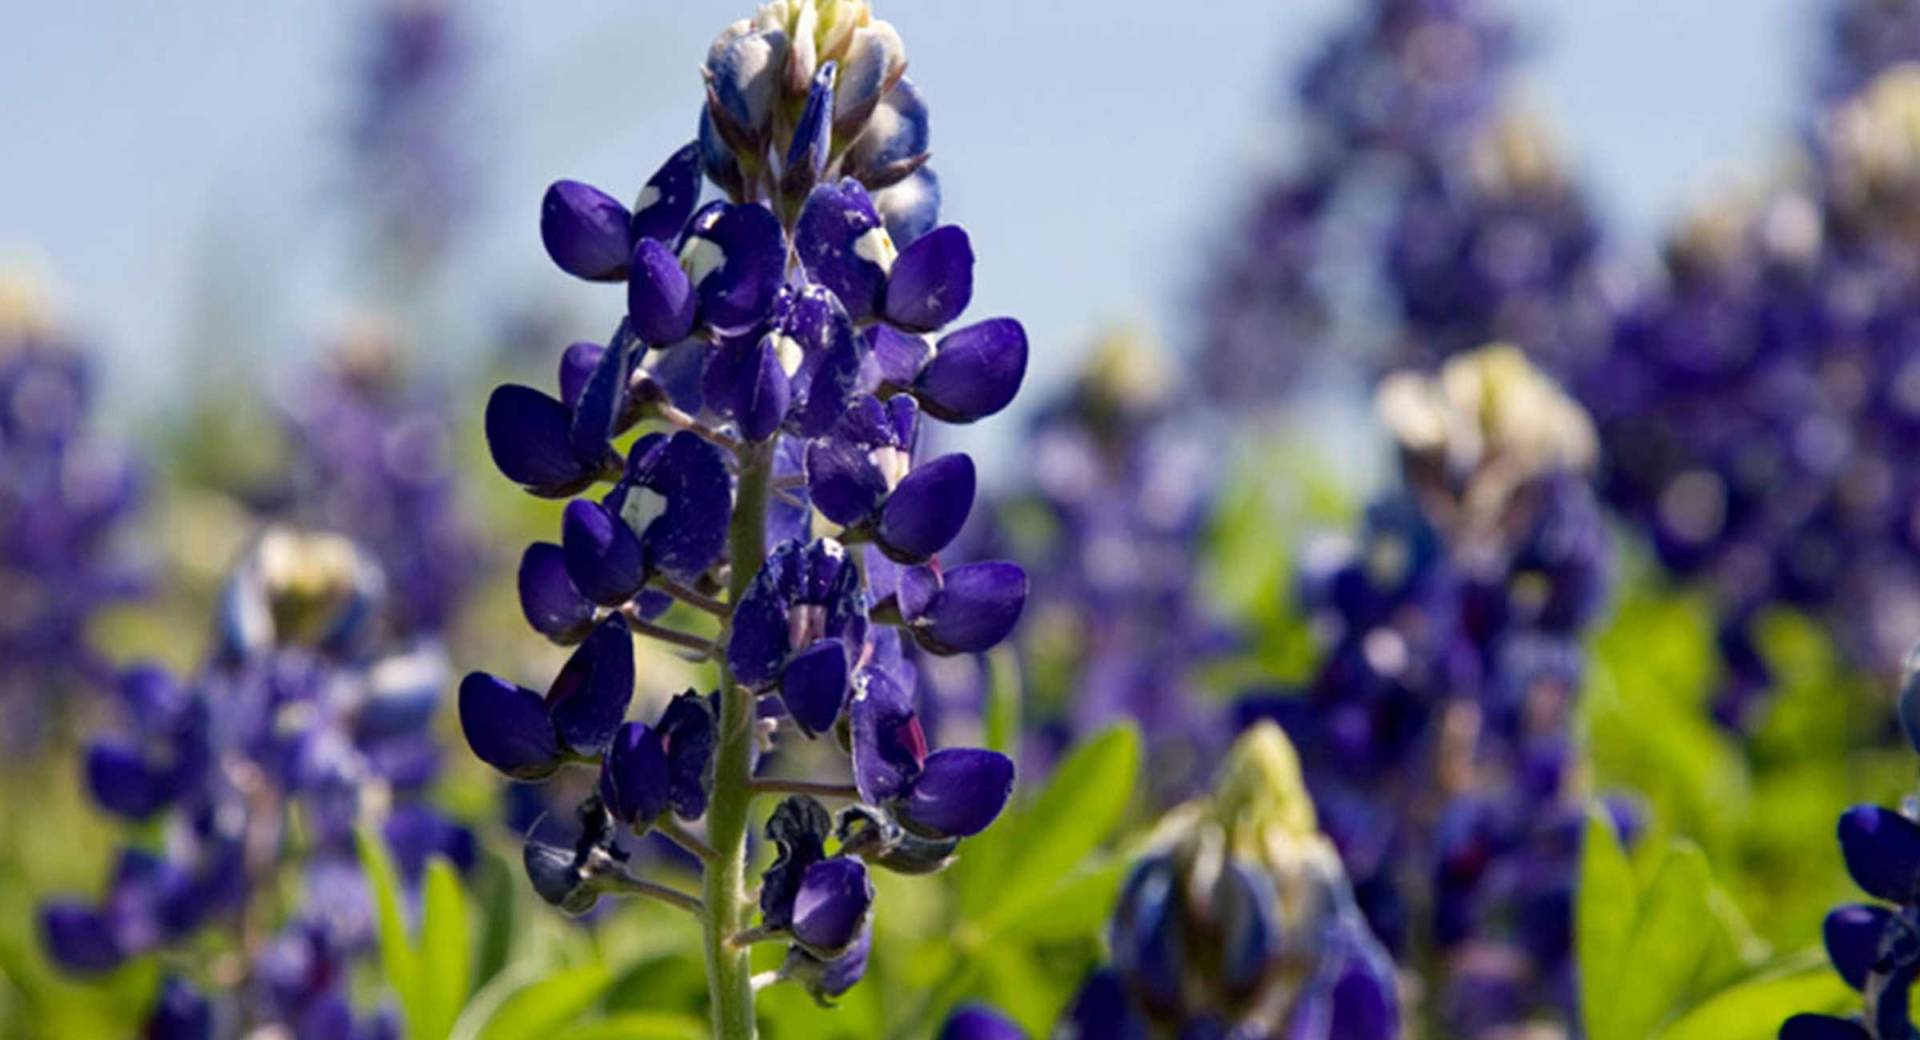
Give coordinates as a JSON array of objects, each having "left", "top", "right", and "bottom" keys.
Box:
[
  {"left": 953, "top": 724, "right": 1142, "bottom": 925},
  {"left": 1578, "top": 806, "right": 1638, "bottom": 1040},
  {"left": 1658, "top": 950, "right": 1856, "bottom": 1040},
  {"left": 416, "top": 858, "right": 474, "bottom": 1040},
  {"left": 357, "top": 828, "right": 423, "bottom": 1035},
  {"left": 987, "top": 853, "right": 1130, "bottom": 943},
  {"left": 474, "top": 964, "right": 613, "bottom": 1040}
]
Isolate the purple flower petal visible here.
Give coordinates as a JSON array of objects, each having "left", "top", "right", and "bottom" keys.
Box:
[
  {"left": 791, "top": 857, "right": 873, "bottom": 956},
  {"left": 1824, "top": 903, "right": 1891, "bottom": 990},
  {"left": 704, "top": 338, "right": 792, "bottom": 442},
  {"left": 558, "top": 341, "right": 605, "bottom": 408},
  {"left": 659, "top": 691, "right": 715, "bottom": 820},
  {"left": 833, "top": 22, "right": 906, "bottom": 138},
  {"left": 781, "top": 63, "right": 835, "bottom": 202},
  {"left": 85, "top": 740, "right": 172, "bottom": 820},
  {"left": 905, "top": 561, "right": 1028, "bottom": 655},
  {"left": 600, "top": 722, "right": 671, "bottom": 826},
  {"left": 627, "top": 238, "right": 698, "bottom": 345},
  {"left": 805, "top": 436, "right": 888, "bottom": 527},
  {"left": 569, "top": 329, "right": 632, "bottom": 460},
  {"left": 485, "top": 384, "right": 601, "bottom": 497},
  {"left": 865, "top": 325, "right": 933, "bottom": 389},
  {"left": 541, "top": 180, "right": 632, "bottom": 281},
  {"left": 901, "top": 748, "right": 1013, "bottom": 838},
  {"left": 517, "top": 542, "right": 595, "bottom": 644},
  {"left": 877, "top": 453, "right": 975, "bottom": 562},
  {"left": 938, "top": 1006, "right": 1026, "bottom": 1040},
  {"left": 1779, "top": 1015, "right": 1871, "bottom": 1040},
  {"left": 544, "top": 617, "right": 635, "bottom": 756},
  {"left": 631, "top": 142, "right": 702, "bottom": 243},
  {"left": 681, "top": 201, "right": 786, "bottom": 331},
  {"left": 884, "top": 225, "right": 973, "bottom": 332},
  {"left": 561, "top": 499, "right": 648, "bottom": 607},
  {"left": 795, "top": 180, "right": 890, "bottom": 321},
  {"left": 782, "top": 638, "right": 851, "bottom": 736},
  {"left": 728, "top": 542, "right": 799, "bottom": 688},
  {"left": 629, "top": 431, "right": 733, "bottom": 581},
  {"left": 458, "top": 673, "right": 561, "bottom": 780},
  {"left": 1839, "top": 805, "right": 1920, "bottom": 903},
  {"left": 851, "top": 666, "right": 926, "bottom": 804},
  {"left": 40, "top": 902, "right": 122, "bottom": 975},
  {"left": 916, "top": 318, "right": 1028, "bottom": 423}
]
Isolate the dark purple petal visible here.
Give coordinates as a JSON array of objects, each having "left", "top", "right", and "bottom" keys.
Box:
[
  {"left": 877, "top": 453, "right": 975, "bottom": 561},
  {"left": 850, "top": 666, "right": 926, "bottom": 804},
  {"left": 659, "top": 691, "right": 715, "bottom": 819},
  {"left": 1061, "top": 968, "right": 1151, "bottom": 1040},
  {"left": 728, "top": 543, "right": 798, "bottom": 688},
  {"left": 1110, "top": 856, "right": 1184, "bottom": 1019},
  {"left": 939, "top": 1006, "right": 1025, "bottom": 1040},
  {"left": 704, "top": 338, "right": 791, "bottom": 442},
  {"left": 40, "top": 902, "right": 122, "bottom": 975},
  {"left": 459, "top": 673, "right": 562, "bottom": 780},
  {"left": 792, "top": 858, "right": 873, "bottom": 956},
  {"left": 805, "top": 437, "right": 888, "bottom": 527},
  {"left": 795, "top": 180, "right": 890, "bottom": 321},
  {"left": 906, "top": 561, "right": 1028, "bottom": 655},
  {"left": 147, "top": 976, "right": 212, "bottom": 1040},
  {"left": 561, "top": 499, "right": 648, "bottom": 607},
  {"left": 781, "top": 62, "right": 835, "bottom": 199},
  {"left": 485, "top": 384, "right": 601, "bottom": 497},
  {"left": 1838, "top": 805, "right": 1920, "bottom": 903},
  {"left": 600, "top": 722, "right": 671, "bottom": 826},
  {"left": 627, "top": 238, "right": 698, "bottom": 345},
  {"left": 761, "top": 795, "right": 833, "bottom": 929},
  {"left": 558, "top": 341, "right": 605, "bottom": 409},
  {"left": 631, "top": 431, "right": 733, "bottom": 581},
  {"left": 1824, "top": 903, "right": 1891, "bottom": 990},
  {"left": 541, "top": 180, "right": 632, "bottom": 281},
  {"left": 85, "top": 740, "right": 171, "bottom": 820},
  {"left": 1779, "top": 1016, "right": 1870, "bottom": 1040},
  {"left": 697, "top": 107, "right": 746, "bottom": 200},
  {"left": 518, "top": 542, "right": 595, "bottom": 643},
  {"left": 901, "top": 748, "right": 1013, "bottom": 838},
  {"left": 632, "top": 142, "right": 702, "bottom": 243},
  {"left": 866, "top": 325, "right": 933, "bottom": 388},
  {"left": 915, "top": 318, "right": 1028, "bottom": 423},
  {"left": 545, "top": 617, "right": 636, "bottom": 756},
  {"left": 1323, "top": 925, "right": 1400, "bottom": 1040},
  {"left": 736, "top": 339, "right": 794, "bottom": 441},
  {"left": 782, "top": 286, "right": 867, "bottom": 438},
  {"left": 681, "top": 201, "right": 786, "bottom": 331},
  {"left": 883, "top": 225, "right": 973, "bottom": 332},
  {"left": 569, "top": 329, "right": 632, "bottom": 460},
  {"left": 782, "top": 638, "right": 851, "bottom": 736},
  {"left": 783, "top": 921, "right": 872, "bottom": 1001}
]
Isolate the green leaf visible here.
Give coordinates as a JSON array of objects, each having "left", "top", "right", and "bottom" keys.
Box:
[
  {"left": 475, "top": 965, "right": 613, "bottom": 1040},
  {"left": 1609, "top": 843, "right": 1718, "bottom": 1040},
  {"left": 989, "top": 854, "right": 1129, "bottom": 943},
  {"left": 416, "top": 858, "right": 474, "bottom": 1040},
  {"left": 358, "top": 828, "right": 422, "bottom": 1035},
  {"left": 1659, "top": 951, "right": 1856, "bottom": 1040},
  {"left": 1578, "top": 806, "right": 1638, "bottom": 1040},
  {"left": 956, "top": 724, "right": 1141, "bottom": 924},
  {"left": 549, "top": 1012, "right": 706, "bottom": 1040}
]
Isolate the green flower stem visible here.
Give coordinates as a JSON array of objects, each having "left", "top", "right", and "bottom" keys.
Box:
[{"left": 702, "top": 437, "right": 775, "bottom": 1040}]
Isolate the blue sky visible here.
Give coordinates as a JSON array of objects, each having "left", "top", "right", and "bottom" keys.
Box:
[{"left": 2, "top": 0, "right": 1814, "bottom": 436}]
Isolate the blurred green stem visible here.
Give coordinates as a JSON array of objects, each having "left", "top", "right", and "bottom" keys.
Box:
[{"left": 702, "top": 437, "right": 773, "bottom": 1040}]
